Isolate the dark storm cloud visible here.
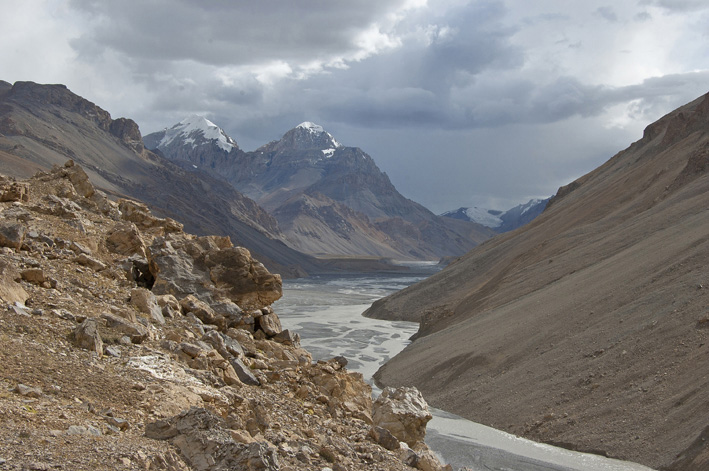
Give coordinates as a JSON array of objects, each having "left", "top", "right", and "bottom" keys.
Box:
[
  {"left": 15, "top": 0, "right": 701, "bottom": 212},
  {"left": 70, "top": 0, "right": 409, "bottom": 66}
]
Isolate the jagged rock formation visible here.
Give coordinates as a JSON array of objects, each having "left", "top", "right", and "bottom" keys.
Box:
[
  {"left": 146, "top": 119, "right": 494, "bottom": 260},
  {"left": 0, "top": 163, "right": 448, "bottom": 470},
  {"left": 367, "top": 92, "right": 709, "bottom": 470},
  {"left": 0, "top": 80, "right": 324, "bottom": 277}
]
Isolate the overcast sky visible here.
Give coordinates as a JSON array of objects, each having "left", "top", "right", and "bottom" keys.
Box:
[{"left": 2, "top": 1, "right": 708, "bottom": 212}]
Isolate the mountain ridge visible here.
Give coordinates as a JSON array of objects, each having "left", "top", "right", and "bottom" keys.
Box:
[{"left": 0, "top": 80, "right": 323, "bottom": 277}]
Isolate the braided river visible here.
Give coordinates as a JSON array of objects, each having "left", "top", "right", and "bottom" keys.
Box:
[{"left": 273, "top": 266, "right": 655, "bottom": 471}]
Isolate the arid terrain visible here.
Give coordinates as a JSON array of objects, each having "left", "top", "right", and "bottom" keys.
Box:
[
  {"left": 0, "top": 163, "right": 449, "bottom": 471},
  {"left": 367, "top": 92, "right": 709, "bottom": 470}
]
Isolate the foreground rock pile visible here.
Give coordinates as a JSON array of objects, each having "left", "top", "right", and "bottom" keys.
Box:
[{"left": 0, "top": 162, "right": 450, "bottom": 470}]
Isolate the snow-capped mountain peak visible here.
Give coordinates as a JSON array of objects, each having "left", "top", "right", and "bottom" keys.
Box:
[
  {"left": 159, "top": 114, "right": 237, "bottom": 152},
  {"left": 295, "top": 121, "right": 342, "bottom": 151},
  {"left": 297, "top": 121, "right": 324, "bottom": 133}
]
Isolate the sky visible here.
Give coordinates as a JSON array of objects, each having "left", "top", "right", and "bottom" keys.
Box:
[{"left": 2, "top": 1, "right": 708, "bottom": 213}]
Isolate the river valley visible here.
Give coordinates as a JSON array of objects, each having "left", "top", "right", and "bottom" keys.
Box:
[{"left": 273, "top": 267, "right": 656, "bottom": 471}]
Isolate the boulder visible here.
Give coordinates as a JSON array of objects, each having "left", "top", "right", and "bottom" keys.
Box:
[
  {"left": 0, "top": 221, "right": 26, "bottom": 249},
  {"left": 0, "top": 180, "right": 29, "bottom": 203},
  {"left": 20, "top": 268, "right": 46, "bottom": 285},
  {"left": 106, "top": 222, "right": 147, "bottom": 258},
  {"left": 202, "top": 330, "right": 244, "bottom": 360},
  {"left": 179, "top": 295, "right": 220, "bottom": 327},
  {"left": 157, "top": 294, "right": 181, "bottom": 318},
  {"left": 272, "top": 329, "right": 300, "bottom": 347},
  {"left": 101, "top": 312, "right": 150, "bottom": 343},
  {"left": 118, "top": 199, "right": 182, "bottom": 233},
  {"left": 64, "top": 162, "right": 95, "bottom": 198},
  {"left": 229, "top": 358, "right": 260, "bottom": 386},
  {"left": 369, "top": 425, "right": 400, "bottom": 451},
  {"left": 130, "top": 287, "right": 165, "bottom": 324},
  {"left": 73, "top": 318, "right": 103, "bottom": 356},
  {"left": 74, "top": 253, "right": 107, "bottom": 271},
  {"left": 149, "top": 233, "right": 282, "bottom": 310},
  {"left": 372, "top": 386, "right": 432, "bottom": 447},
  {"left": 258, "top": 312, "right": 282, "bottom": 337},
  {"left": 0, "top": 271, "right": 28, "bottom": 304}
]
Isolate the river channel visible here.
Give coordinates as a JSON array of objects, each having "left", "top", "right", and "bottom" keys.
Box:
[{"left": 272, "top": 267, "right": 655, "bottom": 471}]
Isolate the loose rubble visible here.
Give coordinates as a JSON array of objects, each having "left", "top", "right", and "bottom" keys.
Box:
[{"left": 0, "top": 162, "right": 451, "bottom": 470}]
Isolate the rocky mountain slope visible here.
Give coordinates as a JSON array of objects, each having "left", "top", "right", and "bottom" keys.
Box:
[
  {"left": 366, "top": 92, "right": 709, "bottom": 470},
  {"left": 0, "top": 80, "right": 323, "bottom": 277},
  {"left": 441, "top": 197, "right": 550, "bottom": 233},
  {"left": 0, "top": 163, "right": 450, "bottom": 471},
  {"left": 146, "top": 120, "right": 494, "bottom": 260}
]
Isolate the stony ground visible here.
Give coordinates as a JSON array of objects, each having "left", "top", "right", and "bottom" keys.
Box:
[{"left": 0, "top": 162, "right": 450, "bottom": 471}]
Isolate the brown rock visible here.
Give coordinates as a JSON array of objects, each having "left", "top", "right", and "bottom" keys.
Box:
[
  {"left": 258, "top": 312, "right": 282, "bottom": 337},
  {"left": 101, "top": 312, "right": 150, "bottom": 343},
  {"left": 73, "top": 318, "right": 103, "bottom": 356},
  {"left": 372, "top": 386, "right": 432, "bottom": 447},
  {"left": 0, "top": 180, "right": 29, "bottom": 202},
  {"left": 74, "top": 253, "right": 107, "bottom": 271},
  {"left": 105, "top": 222, "right": 147, "bottom": 258},
  {"left": 179, "top": 295, "right": 219, "bottom": 327},
  {"left": 130, "top": 287, "right": 165, "bottom": 324},
  {"left": 149, "top": 233, "right": 281, "bottom": 310},
  {"left": 21, "top": 268, "right": 46, "bottom": 284},
  {"left": 145, "top": 407, "right": 279, "bottom": 471},
  {"left": 64, "top": 163, "right": 95, "bottom": 198},
  {"left": 369, "top": 425, "right": 400, "bottom": 451}
]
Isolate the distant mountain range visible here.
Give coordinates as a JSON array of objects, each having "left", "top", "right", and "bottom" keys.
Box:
[
  {"left": 145, "top": 116, "right": 494, "bottom": 260},
  {"left": 0, "top": 81, "right": 322, "bottom": 277},
  {"left": 440, "top": 197, "right": 551, "bottom": 233},
  {"left": 0, "top": 80, "right": 496, "bottom": 275}
]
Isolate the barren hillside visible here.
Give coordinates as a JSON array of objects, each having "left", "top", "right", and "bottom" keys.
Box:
[{"left": 367, "top": 92, "right": 709, "bottom": 470}]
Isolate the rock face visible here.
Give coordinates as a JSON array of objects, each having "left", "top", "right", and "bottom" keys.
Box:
[
  {"left": 146, "top": 120, "right": 494, "bottom": 260},
  {"left": 368, "top": 91, "right": 709, "bottom": 470},
  {"left": 0, "top": 163, "right": 445, "bottom": 471}
]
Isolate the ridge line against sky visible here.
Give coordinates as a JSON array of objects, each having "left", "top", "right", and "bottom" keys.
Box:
[{"left": 1, "top": 0, "right": 708, "bottom": 212}]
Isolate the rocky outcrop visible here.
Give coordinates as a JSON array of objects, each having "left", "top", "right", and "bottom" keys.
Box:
[
  {"left": 149, "top": 233, "right": 282, "bottom": 310},
  {"left": 0, "top": 163, "right": 447, "bottom": 470},
  {"left": 373, "top": 387, "right": 433, "bottom": 447}
]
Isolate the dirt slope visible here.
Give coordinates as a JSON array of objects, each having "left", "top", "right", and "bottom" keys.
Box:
[{"left": 367, "top": 92, "right": 709, "bottom": 470}]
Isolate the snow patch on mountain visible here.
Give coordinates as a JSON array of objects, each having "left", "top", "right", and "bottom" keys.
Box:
[
  {"left": 441, "top": 197, "right": 551, "bottom": 233},
  {"left": 520, "top": 198, "right": 543, "bottom": 215},
  {"left": 452, "top": 207, "right": 503, "bottom": 228},
  {"left": 159, "top": 115, "right": 237, "bottom": 152}
]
